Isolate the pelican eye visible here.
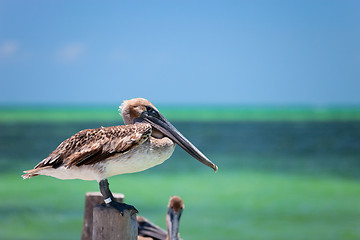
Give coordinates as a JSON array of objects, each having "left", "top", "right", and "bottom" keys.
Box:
[{"left": 146, "top": 106, "right": 160, "bottom": 118}]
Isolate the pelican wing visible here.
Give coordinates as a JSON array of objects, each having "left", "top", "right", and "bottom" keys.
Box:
[
  {"left": 137, "top": 216, "right": 168, "bottom": 240},
  {"left": 34, "top": 123, "right": 152, "bottom": 169}
]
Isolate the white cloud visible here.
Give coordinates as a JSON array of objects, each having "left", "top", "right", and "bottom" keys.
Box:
[
  {"left": 0, "top": 41, "right": 18, "bottom": 58},
  {"left": 56, "top": 43, "right": 86, "bottom": 63}
]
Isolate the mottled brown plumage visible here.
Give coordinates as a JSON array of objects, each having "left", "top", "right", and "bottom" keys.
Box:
[
  {"left": 22, "top": 123, "right": 152, "bottom": 178},
  {"left": 42, "top": 124, "right": 150, "bottom": 167}
]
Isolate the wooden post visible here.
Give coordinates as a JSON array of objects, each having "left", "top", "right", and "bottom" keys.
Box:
[
  {"left": 81, "top": 192, "right": 125, "bottom": 240},
  {"left": 92, "top": 204, "right": 138, "bottom": 240}
]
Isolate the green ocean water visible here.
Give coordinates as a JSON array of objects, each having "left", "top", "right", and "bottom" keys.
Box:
[
  {"left": 0, "top": 106, "right": 360, "bottom": 239},
  {"left": 1, "top": 105, "right": 360, "bottom": 122}
]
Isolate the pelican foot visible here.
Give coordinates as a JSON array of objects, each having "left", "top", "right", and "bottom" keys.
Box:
[{"left": 105, "top": 201, "right": 138, "bottom": 216}]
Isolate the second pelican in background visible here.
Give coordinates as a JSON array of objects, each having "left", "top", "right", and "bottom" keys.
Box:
[{"left": 138, "top": 196, "right": 185, "bottom": 240}]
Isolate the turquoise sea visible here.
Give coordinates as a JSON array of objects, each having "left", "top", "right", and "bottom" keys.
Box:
[
  {"left": 0, "top": 109, "right": 360, "bottom": 239},
  {"left": 1, "top": 120, "right": 359, "bottom": 178}
]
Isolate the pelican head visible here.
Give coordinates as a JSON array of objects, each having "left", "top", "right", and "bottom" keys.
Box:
[
  {"left": 167, "top": 196, "right": 184, "bottom": 240},
  {"left": 119, "top": 98, "right": 218, "bottom": 172}
]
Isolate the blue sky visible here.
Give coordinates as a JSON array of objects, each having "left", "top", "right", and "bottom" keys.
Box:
[{"left": 0, "top": 1, "right": 359, "bottom": 105}]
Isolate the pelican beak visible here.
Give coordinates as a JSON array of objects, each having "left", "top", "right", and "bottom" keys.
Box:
[
  {"left": 167, "top": 208, "right": 182, "bottom": 240},
  {"left": 138, "top": 107, "right": 218, "bottom": 172}
]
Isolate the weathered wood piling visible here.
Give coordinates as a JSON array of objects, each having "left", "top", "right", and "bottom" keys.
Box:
[{"left": 81, "top": 192, "right": 137, "bottom": 240}]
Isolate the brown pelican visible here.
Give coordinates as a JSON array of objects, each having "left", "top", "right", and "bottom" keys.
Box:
[
  {"left": 138, "top": 196, "right": 184, "bottom": 240},
  {"left": 22, "top": 98, "right": 217, "bottom": 214}
]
